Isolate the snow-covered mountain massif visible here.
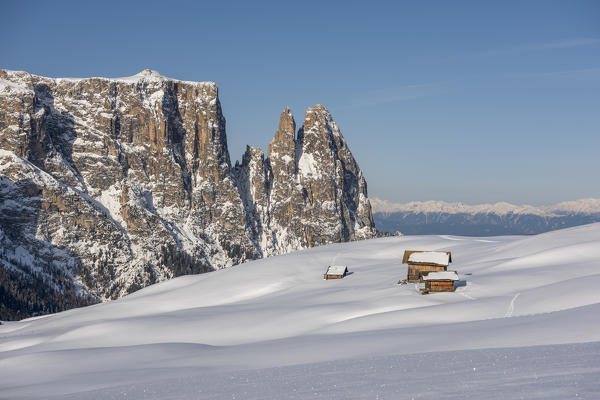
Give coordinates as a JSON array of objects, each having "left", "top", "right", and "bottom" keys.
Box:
[
  {"left": 0, "top": 69, "right": 375, "bottom": 320},
  {"left": 372, "top": 198, "right": 600, "bottom": 235},
  {"left": 1, "top": 223, "right": 599, "bottom": 399}
]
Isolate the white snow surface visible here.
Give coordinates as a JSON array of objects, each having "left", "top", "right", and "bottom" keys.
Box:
[
  {"left": 407, "top": 251, "right": 450, "bottom": 266},
  {"left": 2, "top": 68, "right": 216, "bottom": 89},
  {"left": 0, "top": 78, "right": 34, "bottom": 95},
  {"left": 1, "top": 223, "right": 600, "bottom": 399},
  {"left": 423, "top": 271, "right": 459, "bottom": 281},
  {"left": 297, "top": 152, "right": 322, "bottom": 179}
]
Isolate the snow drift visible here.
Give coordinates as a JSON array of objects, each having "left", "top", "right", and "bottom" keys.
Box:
[{"left": 1, "top": 223, "right": 599, "bottom": 399}]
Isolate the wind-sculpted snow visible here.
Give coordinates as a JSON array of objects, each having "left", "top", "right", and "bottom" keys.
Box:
[
  {"left": 0, "top": 224, "right": 599, "bottom": 398},
  {"left": 0, "top": 69, "right": 375, "bottom": 319}
]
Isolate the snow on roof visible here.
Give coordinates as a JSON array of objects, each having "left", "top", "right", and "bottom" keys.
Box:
[
  {"left": 325, "top": 265, "right": 348, "bottom": 275},
  {"left": 423, "top": 271, "right": 459, "bottom": 281},
  {"left": 407, "top": 251, "right": 450, "bottom": 266}
]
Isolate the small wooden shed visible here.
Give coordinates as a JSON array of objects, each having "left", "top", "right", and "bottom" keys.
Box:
[
  {"left": 324, "top": 265, "right": 348, "bottom": 280},
  {"left": 402, "top": 250, "right": 452, "bottom": 282},
  {"left": 422, "top": 271, "right": 459, "bottom": 294}
]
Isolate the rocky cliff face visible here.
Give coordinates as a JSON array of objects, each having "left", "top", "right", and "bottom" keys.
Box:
[
  {"left": 0, "top": 69, "right": 375, "bottom": 319},
  {"left": 268, "top": 105, "right": 374, "bottom": 249}
]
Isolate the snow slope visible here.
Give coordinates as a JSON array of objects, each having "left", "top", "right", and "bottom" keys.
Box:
[{"left": 1, "top": 223, "right": 600, "bottom": 399}]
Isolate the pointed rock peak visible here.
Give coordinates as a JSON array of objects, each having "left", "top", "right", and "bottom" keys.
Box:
[
  {"left": 303, "top": 104, "right": 335, "bottom": 127},
  {"left": 278, "top": 107, "right": 295, "bottom": 133},
  {"left": 306, "top": 104, "right": 329, "bottom": 114},
  {"left": 268, "top": 107, "right": 296, "bottom": 159},
  {"left": 300, "top": 103, "right": 346, "bottom": 147},
  {"left": 303, "top": 104, "right": 335, "bottom": 128}
]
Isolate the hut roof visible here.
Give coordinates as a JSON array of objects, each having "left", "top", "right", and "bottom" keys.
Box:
[
  {"left": 325, "top": 265, "right": 348, "bottom": 275},
  {"left": 423, "top": 271, "right": 459, "bottom": 281},
  {"left": 403, "top": 250, "right": 452, "bottom": 266}
]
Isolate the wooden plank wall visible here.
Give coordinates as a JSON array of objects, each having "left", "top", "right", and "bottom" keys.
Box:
[{"left": 407, "top": 264, "right": 446, "bottom": 282}]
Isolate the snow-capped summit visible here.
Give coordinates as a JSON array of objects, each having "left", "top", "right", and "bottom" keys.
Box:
[
  {"left": 371, "top": 197, "right": 600, "bottom": 235},
  {"left": 137, "top": 68, "right": 162, "bottom": 77},
  {"left": 115, "top": 68, "right": 168, "bottom": 82},
  {"left": 371, "top": 197, "right": 600, "bottom": 216}
]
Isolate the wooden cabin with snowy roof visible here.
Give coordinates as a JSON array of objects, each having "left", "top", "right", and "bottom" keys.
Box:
[
  {"left": 402, "top": 250, "right": 452, "bottom": 282},
  {"left": 422, "top": 271, "right": 459, "bottom": 294},
  {"left": 324, "top": 265, "right": 348, "bottom": 280}
]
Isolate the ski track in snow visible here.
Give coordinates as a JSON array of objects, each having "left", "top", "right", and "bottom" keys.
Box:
[
  {"left": 1, "top": 223, "right": 600, "bottom": 399},
  {"left": 504, "top": 292, "right": 520, "bottom": 317}
]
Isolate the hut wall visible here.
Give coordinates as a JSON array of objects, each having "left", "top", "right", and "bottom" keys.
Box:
[
  {"left": 407, "top": 264, "right": 446, "bottom": 282},
  {"left": 324, "top": 274, "right": 344, "bottom": 280},
  {"left": 425, "top": 281, "right": 455, "bottom": 292}
]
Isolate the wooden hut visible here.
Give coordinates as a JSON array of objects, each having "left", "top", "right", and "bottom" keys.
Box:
[
  {"left": 324, "top": 265, "right": 348, "bottom": 280},
  {"left": 402, "top": 250, "right": 452, "bottom": 282},
  {"left": 422, "top": 271, "right": 459, "bottom": 294}
]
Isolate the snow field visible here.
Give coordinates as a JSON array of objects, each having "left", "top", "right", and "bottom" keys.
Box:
[{"left": 1, "top": 223, "right": 599, "bottom": 399}]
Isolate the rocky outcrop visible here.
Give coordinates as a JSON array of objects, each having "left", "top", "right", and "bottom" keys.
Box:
[
  {"left": 266, "top": 105, "right": 375, "bottom": 250},
  {"left": 234, "top": 105, "right": 376, "bottom": 254},
  {"left": 0, "top": 69, "right": 375, "bottom": 319}
]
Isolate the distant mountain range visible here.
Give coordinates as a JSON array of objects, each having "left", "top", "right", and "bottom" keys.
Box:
[{"left": 371, "top": 198, "right": 600, "bottom": 235}]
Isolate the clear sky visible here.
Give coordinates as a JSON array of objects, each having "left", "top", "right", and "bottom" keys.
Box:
[{"left": 2, "top": 0, "right": 599, "bottom": 205}]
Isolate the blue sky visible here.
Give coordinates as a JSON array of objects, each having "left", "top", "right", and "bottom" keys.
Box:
[{"left": 2, "top": 0, "right": 599, "bottom": 205}]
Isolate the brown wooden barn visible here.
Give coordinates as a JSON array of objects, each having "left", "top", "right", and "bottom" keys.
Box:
[
  {"left": 422, "top": 271, "right": 459, "bottom": 294},
  {"left": 402, "top": 250, "right": 452, "bottom": 282},
  {"left": 324, "top": 265, "right": 348, "bottom": 280}
]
